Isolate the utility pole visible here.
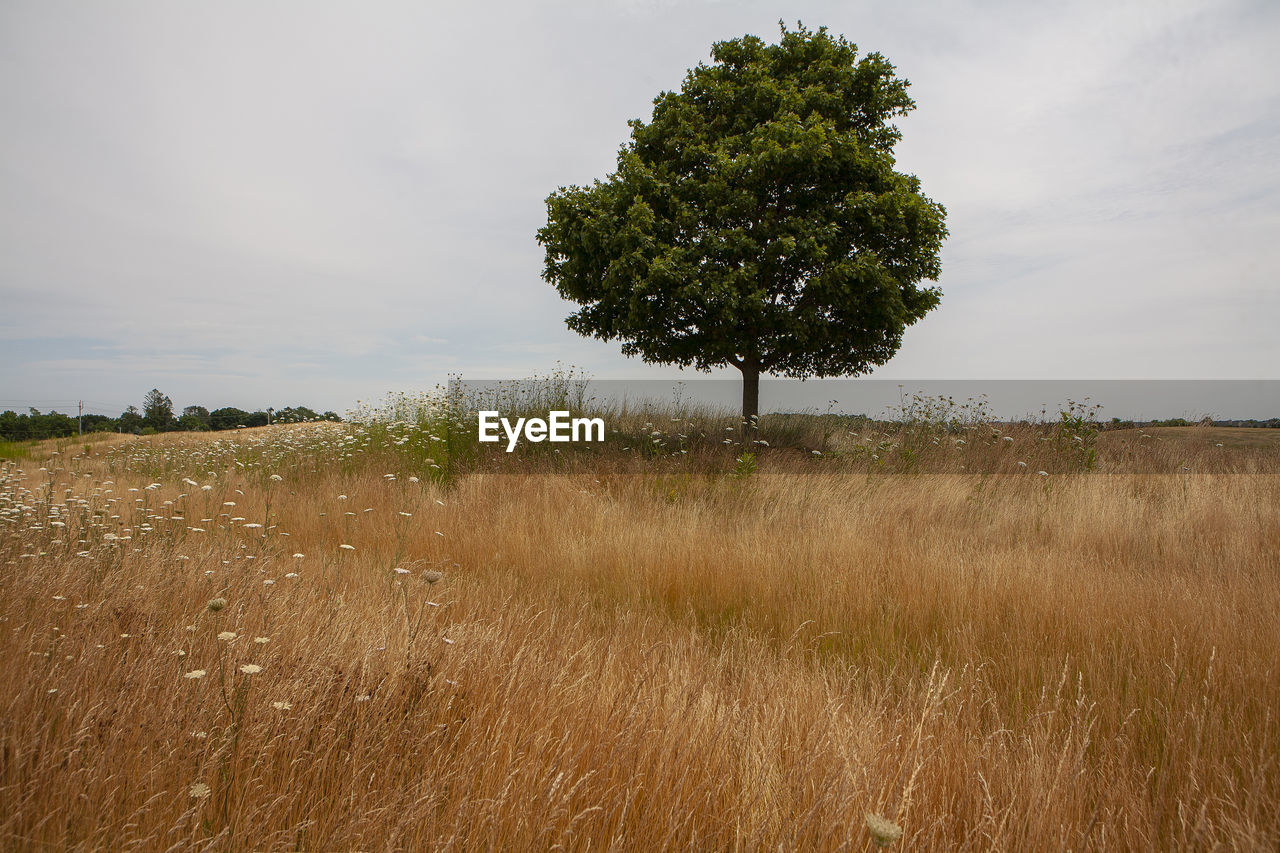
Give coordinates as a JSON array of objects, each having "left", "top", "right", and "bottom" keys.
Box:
[{"left": 78, "top": 401, "right": 83, "bottom": 437}]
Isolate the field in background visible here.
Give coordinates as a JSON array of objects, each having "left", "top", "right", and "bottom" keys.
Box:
[
  {"left": 2, "top": 420, "right": 1278, "bottom": 850},
  {"left": 1133, "top": 425, "right": 1280, "bottom": 451}
]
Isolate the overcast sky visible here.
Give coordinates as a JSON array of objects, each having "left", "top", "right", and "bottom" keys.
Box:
[{"left": 2, "top": 0, "right": 1277, "bottom": 417}]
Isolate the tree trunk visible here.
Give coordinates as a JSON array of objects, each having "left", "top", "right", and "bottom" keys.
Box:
[{"left": 740, "top": 364, "right": 760, "bottom": 441}]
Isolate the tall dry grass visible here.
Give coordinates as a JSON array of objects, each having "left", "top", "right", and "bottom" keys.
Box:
[{"left": 1, "top": 425, "right": 1277, "bottom": 850}]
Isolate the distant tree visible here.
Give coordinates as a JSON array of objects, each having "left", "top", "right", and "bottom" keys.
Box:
[
  {"left": 45, "top": 411, "right": 76, "bottom": 438},
  {"left": 192, "top": 404, "right": 339, "bottom": 430},
  {"left": 322, "top": 411, "right": 342, "bottom": 422},
  {"left": 5, "top": 408, "right": 78, "bottom": 440},
  {"left": 182, "top": 405, "right": 211, "bottom": 429},
  {"left": 275, "top": 405, "right": 321, "bottom": 423},
  {"left": 538, "top": 23, "right": 947, "bottom": 428},
  {"left": 0, "top": 410, "right": 23, "bottom": 441},
  {"left": 142, "top": 389, "right": 175, "bottom": 431},
  {"left": 81, "top": 414, "right": 115, "bottom": 433},
  {"left": 210, "top": 407, "right": 250, "bottom": 431},
  {"left": 118, "top": 406, "right": 144, "bottom": 434}
]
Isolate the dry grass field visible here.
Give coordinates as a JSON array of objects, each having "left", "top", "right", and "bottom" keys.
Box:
[{"left": 2, "top": 421, "right": 1278, "bottom": 850}]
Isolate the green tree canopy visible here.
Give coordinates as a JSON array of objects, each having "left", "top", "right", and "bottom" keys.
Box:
[
  {"left": 118, "top": 406, "right": 144, "bottom": 434},
  {"left": 210, "top": 407, "right": 251, "bottom": 431},
  {"left": 274, "top": 405, "right": 322, "bottom": 423},
  {"left": 538, "top": 22, "right": 947, "bottom": 425},
  {"left": 142, "top": 389, "right": 174, "bottom": 431},
  {"left": 182, "top": 405, "right": 211, "bottom": 428}
]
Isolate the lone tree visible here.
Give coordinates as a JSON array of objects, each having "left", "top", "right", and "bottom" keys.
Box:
[{"left": 538, "top": 23, "right": 947, "bottom": 427}]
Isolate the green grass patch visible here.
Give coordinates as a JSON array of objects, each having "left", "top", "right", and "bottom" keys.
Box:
[{"left": 0, "top": 440, "right": 31, "bottom": 460}]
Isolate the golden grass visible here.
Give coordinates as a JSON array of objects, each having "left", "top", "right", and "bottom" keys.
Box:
[
  {"left": 1134, "top": 425, "right": 1280, "bottom": 452},
  {"left": 1, "top": 425, "right": 1278, "bottom": 850}
]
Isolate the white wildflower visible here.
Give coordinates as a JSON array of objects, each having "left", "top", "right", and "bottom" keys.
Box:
[{"left": 865, "top": 813, "right": 902, "bottom": 847}]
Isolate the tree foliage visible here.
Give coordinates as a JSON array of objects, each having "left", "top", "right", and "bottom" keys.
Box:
[
  {"left": 181, "top": 405, "right": 212, "bottom": 431},
  {"left": 210, "top": 407, "right": 253, "bottom": 431},
  {"left": 539, "top": 22, "right": 948, "bottom": 422},
  {"left": 143, "top": 389, "right": 175, "bottom": 431},
  {"left": 118, "top": 406, "right": 144, "bottom": 434}
]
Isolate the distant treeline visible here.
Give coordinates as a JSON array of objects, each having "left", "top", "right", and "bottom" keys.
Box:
[
  {"left": 1, "top": 388, "right": 341, "bottom": 442},
  {"left": 1109, "top": 418, "right": 1280, "bottom": 429}
]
